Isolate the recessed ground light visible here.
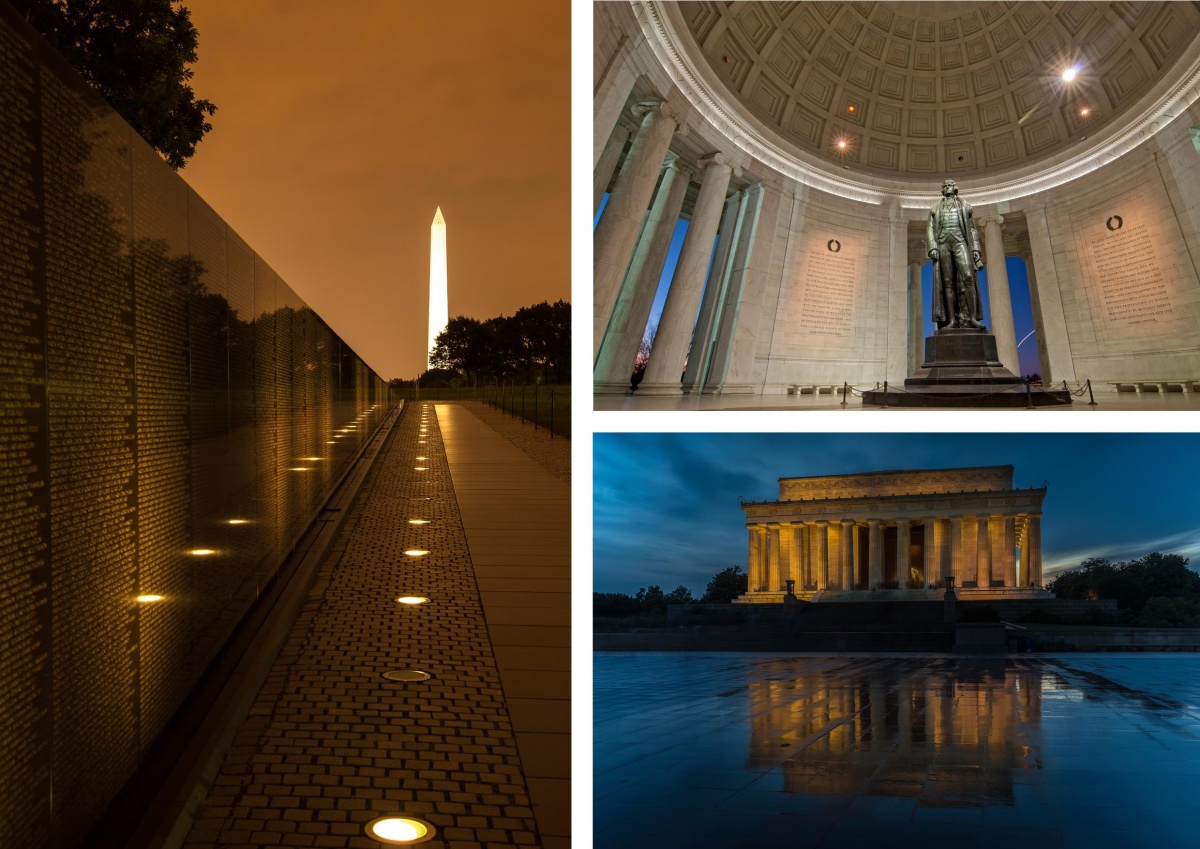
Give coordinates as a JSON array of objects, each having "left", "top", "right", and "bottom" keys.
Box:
[
  {"left": 396, "top": 596, "right": 430, "bottom": 605},
  {"left": 382, "top": 670, "right": 432, "bottom": 683},
  {"left": 227, "top": 519, "right": 249, "bottom": 525},
  {"left": 136, "top": 594, "right": 164, "bottom": 603},
  {"left": 405, "top": 549, "right": 429, "bottom": 557},
  {"left": 408, "top": 519, "right": 429, "bottom": 525},
  {"left": 301, "top": 456, "right": 324, "bottom": 462},
  {"left": 189, "top": 548, "right": 216, "bottom": 556},
  {"left": 414, "top": 466, "right": 428, "bottom": 471},
  {"left": 326, "top": 441, "right": 337, "bottom": 444},
  {"left": 415, "top": 456, "right": 428, "bottom": 460},
  {"left": 289, "top": 467, "right": 310, "bottom": 472},
  {"left": 365, "top": 815, "right": 436, "bottom": 844}
]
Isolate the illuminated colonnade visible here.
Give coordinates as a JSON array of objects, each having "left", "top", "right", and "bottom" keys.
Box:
[{"left": 738, "top": 466, "right": 1047, "bottom": 601}]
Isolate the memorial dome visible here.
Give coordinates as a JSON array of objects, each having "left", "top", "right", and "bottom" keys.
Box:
[{"left": 648, "top": 1, "right": 1200, "bottom": 201}]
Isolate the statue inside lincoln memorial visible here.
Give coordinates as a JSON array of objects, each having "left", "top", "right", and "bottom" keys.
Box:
[
  {"left": 928, "top": 179, "right": 984, "bottom": 330},
  {"left": 863, "top": 178, "right": 1071, "bottom": 407}
]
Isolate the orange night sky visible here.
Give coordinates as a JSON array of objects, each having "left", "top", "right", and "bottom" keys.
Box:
[{"left": 181, "top": 1, "right": 570, "bottom": 380}]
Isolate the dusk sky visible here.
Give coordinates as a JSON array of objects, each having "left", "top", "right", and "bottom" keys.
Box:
[
  {"left": 593, "top": 433, "right": 1200, "bottom": 596},
  {"left": 182, "top": 1, "right": 569, "bottom": 380}
]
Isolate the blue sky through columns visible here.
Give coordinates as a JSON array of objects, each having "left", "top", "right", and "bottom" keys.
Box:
[{"left": 593, "top": 433, "right": 1200, "bottom": 597}]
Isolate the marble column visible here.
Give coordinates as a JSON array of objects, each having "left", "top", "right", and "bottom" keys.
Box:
[
  {"left": 975, "top": 517, "right": 991, "bottom": 587},
  {"left": 816, "top": 521, "right": 830, "bottom": 590},
  {"left": 779, "top": 523, "right": 794, "bottom": 591},
  {"left": 594, "top": 124, "right": 631, "bottom": 214},
  {"left": 594, "top": 155, "right": 691, "bottom": 391},
  {"left": 886, "top": 201, "right": 910, "bottom": 384},
  {"left": 794, "top": 524, "right": 808, "bottom": 590},
  {"left": 748, "top": 526, "right": 763, "bottom": 593},
  {"left": 895, "top": 519, "right": 911, "bottom": 587},
  {"left": 1027, "top": 515, "right": 1043, "bottom": 587},
  {"left": 948, "top": 517, "right": 963, "bottom": 586},
  {"left": 851, "top": 523, "right": 863, "bottom": 588},
  {"left": 980, "top": 216, "right": 1020, "bottom": 374},
  {"left": 593, "top": 35, "right": 636, "bottom": 167},
  {"left": 840, "top": 521, "right": 854, "bottom": 589},
  {"left": 639, "top": 153, "right": 738, "bottom": 394},
  {"left": 908, "top": 240, "right": 926, "bottom": 375},
  {"left": 1024, "top": 205, "right": 1076, "bottom": 383},
  {"left": 923, "top": 518, "right": 937, "bottom": 588},
  {"left": 868, "top": 520, "right": 884, "bottom": 589},
  {"left": 767, "top": 526, "right": 781, "bottom": 592},
  {"left": 1004, "top": 517, "right": 1017, "bottom": 587},
  {"left": 594, "top": 101, "right": 685, "bottom": 361}
]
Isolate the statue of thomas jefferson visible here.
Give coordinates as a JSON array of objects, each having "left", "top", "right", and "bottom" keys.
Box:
[{"left": 927, "top": 179, "right": 984, "bottom": 329}]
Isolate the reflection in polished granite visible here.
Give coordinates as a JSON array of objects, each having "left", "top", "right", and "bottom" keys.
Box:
[
  {"left": 595, "top": 653, "right": 1200, "bottom": 848},
  {"left": 593, "top": 393, "right": 1200, "bottom": 412}
]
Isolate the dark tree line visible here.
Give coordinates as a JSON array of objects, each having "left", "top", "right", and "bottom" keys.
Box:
[
  {"left": 428, "top": 300, "right": 569, "bottom": 385},
  {"left": 593, "top": 565, "right": 748, "bottom": 617},
  {"left": 14, "top": 0, "right": 216, "bottom": 169},
  {"left": 1046, "top": 552, "right": 1200, "bottom": 619}
]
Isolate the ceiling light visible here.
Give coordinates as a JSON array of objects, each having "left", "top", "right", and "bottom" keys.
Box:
[
  {"left": 1062, "top": 66, "right": 1077, "bottom": 81},
  {"left": 847, "top": 104, "right": 855, "bottom": 113},
  {"left": 837, "top": 140, "right": 847, "bottom": 149},
  {"left": 396, "top": 596, "right": 430, "bottom": 605},
  {"left": 1080, "top": 107, "right": 1090, "bottom": 116},
  {"left": 365, "top": 815, "right": 435, "bottom": 844}
]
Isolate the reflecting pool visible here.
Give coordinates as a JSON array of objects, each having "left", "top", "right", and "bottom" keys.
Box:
[{"left": 594, "top": 654, "right": 1200, "bottom": 848}]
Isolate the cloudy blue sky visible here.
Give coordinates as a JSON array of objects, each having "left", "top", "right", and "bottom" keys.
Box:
[{"left": 593, "top": 433, "right": 1200, "bottom": 596}]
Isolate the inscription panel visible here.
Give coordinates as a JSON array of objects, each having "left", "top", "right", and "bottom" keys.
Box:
[
  {"left": 1088, "top": 222, "right": 1172, "bottom": 326},
  {"left": 797, "top": 241, "right": 858, "bottom": 338}
]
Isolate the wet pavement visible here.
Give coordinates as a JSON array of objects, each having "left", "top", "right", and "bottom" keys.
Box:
[{"left": 594, "top": 653, "right": 1200, "bottom": 848}]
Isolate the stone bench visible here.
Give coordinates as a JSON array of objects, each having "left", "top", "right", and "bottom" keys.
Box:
[
  {"left": 787, "top": 384, "right": 847, "bottom": 396},
  {"left": 1109, "top": 380, "right": 1199, "bottom": 394}
]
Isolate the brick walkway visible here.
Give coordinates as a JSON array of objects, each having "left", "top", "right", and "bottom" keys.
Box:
[{"left": 183, "top": 401, "right": 569, "bottom": 849}]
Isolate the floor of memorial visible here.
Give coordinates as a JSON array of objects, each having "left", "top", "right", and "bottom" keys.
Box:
[
  {"left": 179, "top": 402, "right": 570, "bottom": 849},
  {"left": 594, "top": 393, "right": 1200, "bottom": 411},
  {"left": 594, "top": 653, "right": 1200, "bottom": 849}
]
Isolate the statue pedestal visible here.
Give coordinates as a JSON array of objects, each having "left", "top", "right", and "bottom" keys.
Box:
[{"left": 863, "top": 329, "right": 1072, "bottom": 407}]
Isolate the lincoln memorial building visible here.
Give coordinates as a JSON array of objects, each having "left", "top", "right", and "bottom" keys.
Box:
[
  {"left": 594, "top": 2, "right": 1200, "bottom": 407},
  {"left": 737, "top": 466, "right": 1050, "bottom": 602}
]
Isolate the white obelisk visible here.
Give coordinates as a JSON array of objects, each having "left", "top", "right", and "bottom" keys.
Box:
[{"left": 428, "top": 206, "right": 448, "bottom": 370}]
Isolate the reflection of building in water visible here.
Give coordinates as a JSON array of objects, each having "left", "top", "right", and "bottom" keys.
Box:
[
  {"left": 738, "top": 466, "right": 1051, "bottom": 601},
  {"left": 747, "top": 659, "right": 1043, "bottom": 804}
]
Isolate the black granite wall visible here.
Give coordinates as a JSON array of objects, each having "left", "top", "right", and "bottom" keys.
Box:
[{"left": 0, "top": 6, "right": 394, "bottom": 845}]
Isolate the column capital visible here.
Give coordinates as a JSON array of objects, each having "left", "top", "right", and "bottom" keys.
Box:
[
  {"left": 632, "top": 100, "right": 689, "bottom": 135},
  {"left": 977, "top": 214, "right": 1005, "bottom": 230},
  {"left": 698, "top": 151, "right": 743, "bottom": 177}
]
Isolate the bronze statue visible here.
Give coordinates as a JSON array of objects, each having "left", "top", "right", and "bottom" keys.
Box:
[{"left": 926, "top": 179, "right": 984, "bottom": 330}]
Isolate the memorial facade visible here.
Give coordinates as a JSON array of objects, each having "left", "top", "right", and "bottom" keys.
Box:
[
  {"left": 737, "top": 466, "right": 1048, "bottom": 602},
  {"left": 595, "top": 2, "right": 1200, "bottom": 399}
]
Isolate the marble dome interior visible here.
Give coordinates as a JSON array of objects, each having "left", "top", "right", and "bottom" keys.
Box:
[{"left": 678, "top": 1, "right": 1200, "bottom": 179}]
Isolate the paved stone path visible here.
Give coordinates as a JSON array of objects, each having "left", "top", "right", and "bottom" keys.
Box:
[{"left": 183, "top": 401, "right": 569, "bottom": 849}]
